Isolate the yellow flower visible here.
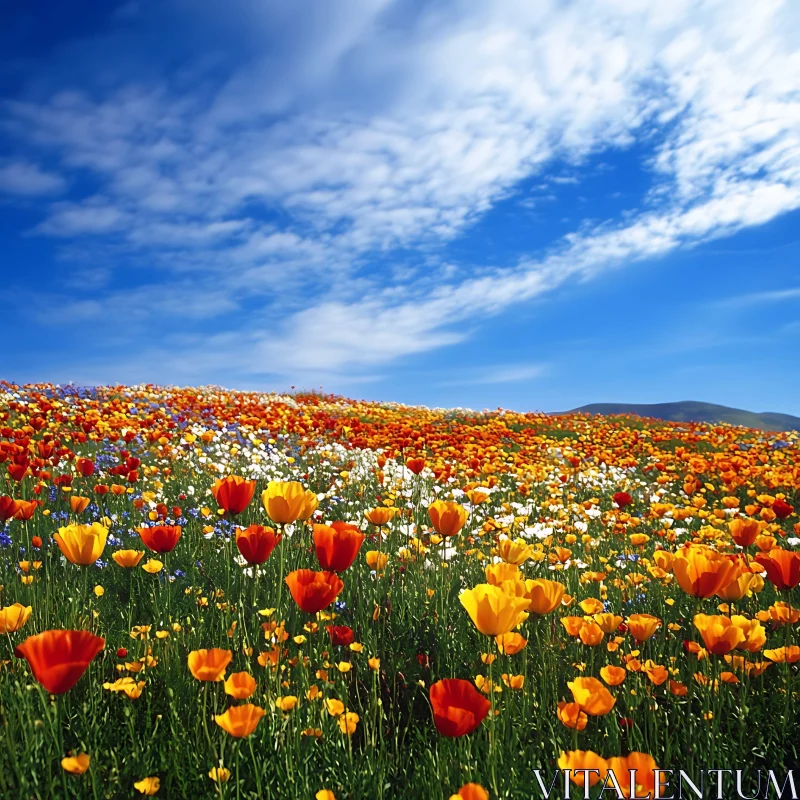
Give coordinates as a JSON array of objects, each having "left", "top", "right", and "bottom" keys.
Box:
[
  {"left": 459, "top": 584, "right": 530, "bottom": 636},
  {"left": 141, "top": 559, "right": 163, "bottom": 574},
  {"left": 93, "top": 585, "right": 104, "bottom": 598},
  {"left": 368, "top": 657, "right": 380, "bottom": 670},
  {"left": 276, "top": 696, "right": 299, "bottom": 712},
  {"left": 497, "top": 538, "right": 535, "bottom": 565},
  {"left": 54, "top": 523, "right": 108, "bottom": 566},
  {"left": 261, "top": 481, "right": 318, "bottom": 524},
  {"left": 134, "top": 776, "right": 160, "bottom": 795},
  {"left": 337, "top": 661, "right": 352, "bottom": 673},
  {"left": 61, "top": 753, "right": 90, "bottom": 774},
  {"left": 326, "top": 698, "right": 345, "bottom": 716},
  {"left": 338, "top": 711, "right": 359, "bottom": 734},
  {"left": 208, "top": 767, "right": 231, "bottom": 784},
  {"left": 428, "top": 500, "right": 469, "bottom": 537},
  {"left": 316, "top": 791, "right": 337, "bottom": 800},
  {"left": 0, "top": 603, "right": 32, "bottom": 634},
  {"left": 365, "top": 551, "right": 388, "bottom": 571}
]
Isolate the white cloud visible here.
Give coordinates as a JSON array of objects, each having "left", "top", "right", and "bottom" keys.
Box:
[
  {"left": 3, "top": 0, "right": 800, "bottom": 382},
  {"left": 0, "top": 160, "right": 65, "bottom": 196}
]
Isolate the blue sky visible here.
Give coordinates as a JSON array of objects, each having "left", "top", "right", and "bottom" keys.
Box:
[{"left": 1, "top": 0, "right": 800, "bottom": 414}]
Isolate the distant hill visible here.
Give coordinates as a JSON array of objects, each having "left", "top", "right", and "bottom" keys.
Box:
[{"left": 564, "top": 401, "right": 800, "bottom": 433}]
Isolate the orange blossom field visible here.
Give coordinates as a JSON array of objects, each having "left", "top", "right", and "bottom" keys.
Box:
[{"left": 0, "top": 381, "right": 798, "bottom": 799}]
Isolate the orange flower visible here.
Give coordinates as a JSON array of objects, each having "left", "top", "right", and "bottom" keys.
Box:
[
  {"left": 428, "top": 500, "right": 469, "bottom": 537},
  {"left": 0, "top": 495, "right": 19, "bottom": 521},
  {"left": 69, "top": 495, "right": 90, "bottom": 514},
  {"left": 607, "top": 753, "right": 660, "bottom": 798},
  {"left": 313, "top": 523, "right": 365, "bottom": 572},
  {"left": 285, "top": 570, "right": 344, "bottom": 613},
  {"left": 693, "top": 614, "right": 745, "bottom": 655},
  {"left": 600, "top": 665, "right": 627, "bottom": 686},
  {"left": 525, "top": 579, "right": 566, "bottom": 615},
  {"left": 137, "top": 525, "right": 182, "bottom": 554},
  {"left": 214, "top": 704, "right": 266, "bottom": 737},
  {"left": 556, "top": 701, "right": 588, "bottom": 730},
  {"left": 567, "top": 677, "right": 616, "bottom": 716},
  {"left": 54, "top": 523, "right": 108, "bottom": 565},
  {"left": 112, "top": 550, "right": 145, "bottom": 568},
  {"left": 495, "top": 632, "right": 527, "bottom": 655},
  {"left": 13, "top": 500, "right": 38, "bottom": 521},
  {"left": 365, "top": 507, "right": 397, "bottom": 526},
  {"left": 236, "top": 525, "right": 281, "bottom": 565},
  {"left": 188, "top": 648, "right": 232, "bottom": 681},
  {"left": 729, "top": 518, "right": 761, "bottom": 548},
  {"left": 672, "top": 546, "right": 738, "bottom": 598},
  {"left": 449, "top": 783, "right": 489, "bottom": 800},
  {"left": 15, "top": 630, "right": 105, "bottom": 694},
  {"left": 212, "top": 475, "right": 256, "bottom": 515},
  {"left": 557, "top": 751, "right": 608, "bottom": 787},
  {"left": 224, "top": 671, "right": 256, "bottom": 699},
  {"left": 627, "top": 614, "right": 661, "bottom": 642}
]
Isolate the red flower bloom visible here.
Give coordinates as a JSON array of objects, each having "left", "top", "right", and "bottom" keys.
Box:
[
  {"left": 326, "top": 625, "right": 354, "bottom": 646},
  {"left": 406, "top": 458, "right": 426, "bottom": 475},
  {"left": 755, "top": 548, "right": 800, "bottom": 590},
  {"left": 75, "top": 458, "right": 95, "bottom": 477},
  {"left": 212, "top": 475, "right": 257, "bottom": 515},
  {"left": 772, "top": 499, "right": 794, "bottom": 519},
  {"left": 313, "top": 522, "right": 366, "bottom": 572},
  {"left": 15, "top": 630, "right": 105, "bottom": 694},
  {"left": 285, "top": 570, "right": 344, "bottom": 614},
  {"left": 0, "top": 495, "right": 18, "bottom": 521},
  {"left": 236, "top": 525, "right": 281, "bottom": 565},
  {"left": 137, "top": 525, "right": 183, "bottom": 553},
  {"left": 613, "top": 492, "right": 633, "bottom": 509},
  {"left": 429, "top": 678, "right": 490, "bottom": 737}
]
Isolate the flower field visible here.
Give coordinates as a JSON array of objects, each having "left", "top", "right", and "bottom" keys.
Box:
[{"left": 0, "top": 381, "right": 799, "bottom": 799}]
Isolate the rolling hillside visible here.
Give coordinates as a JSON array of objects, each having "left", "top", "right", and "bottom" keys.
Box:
[{"left": 566, "top": 401, "right": 800, "bottom": 432}]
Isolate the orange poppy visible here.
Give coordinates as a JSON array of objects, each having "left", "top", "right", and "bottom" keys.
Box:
[
  {"left": 285, "top": 570, "right": 344, "bottom": 613},
  {"left": 236, "top": 525, "right": 281, "bottom": 565},
  {"left": 137, "top": 525, "right": 182, "bottom": 553},
  {"left": 313, "top": 523, "right": 365, "bottom": 572},
  {"left": 212, "top": 475, "right": 256, "bottom": 515},
  {"left": 429, "top": 678, "right": 490, "bottom": 737}
]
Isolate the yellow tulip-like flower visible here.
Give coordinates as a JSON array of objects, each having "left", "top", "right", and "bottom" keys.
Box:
[
  {"left": 208, "top": 768, "right": 231, "bottom": 784},
  {"left": 141, "top": 559, "right": 163, "bottom": 574},
  {"left": 54, "top": 523, "right": 109, "bottom": 566},
  {"left": 275, "top": 695, "right": 299, "bottom": 712},
  {"left": 0, "top": 602, "right": 32, "bottom": 634},
  {"left": 730, "top": 615, "right": 766, "bottom": 653},
  {"left": 338, "top": 711, "right": 359, "bottom": 734},
  {"left": 497, "top": 538, "right": 534, "bottom": 566},
  {"left": 261, "top": 481, "right": 318, "bottom": 525},
  {"left": 428, "top": 500, "right": 469, "bottom": 537},
  {"left": 459, "top": 584, "right": 530, "bottom": 636},
  {"left": 524, "top": 579, "right": 566, "bottom": 615}
]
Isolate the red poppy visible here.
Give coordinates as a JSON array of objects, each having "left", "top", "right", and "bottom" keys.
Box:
[
  {"left": 236, "top": 525, "right": 281, "bottom": 565},
  {"left": 285, "top": 570, "right": 344, "bottom": 614},
  {"left": 406, "top": 458, "right": 426, "bottom": 475},
  {"left": 75, "top": 458, "right": 95, "bottom": 477},
  {"left": 613, "top": 492, "right": 632, "bottom": 508},
  {"left": 13, "top": 500, "right": 38, "bottom": 521},
  {"left": 313, "top": 522, "right": 366, "bottom": 572},
  {"left": 15, "top": 630, "right": 105, "bottom": 694},
  {"left": 429, "top": 678, "right": 490, "bottom": 737},
  {"left": 212, "top": 475, "right": 256, "bottom": 515},
  {"left": 772, "top": 499, "right": 794, "bottom": 519},
  {"left": 0, "top": 495, "right": 18, "bottom": 521},
  {"left": 326, "top": 625, "right": 355, "bottom": 646},
  {"left": 137, "top": 525, "right": 182, "bottom": 553},
  {"left": 755, "top": 549, "right": 800, "bottom": 590}
]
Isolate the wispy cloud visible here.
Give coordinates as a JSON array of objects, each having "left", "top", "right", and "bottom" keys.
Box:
[
  {"left": 1, "top": 0, "right": 799, "bottom": 385},
  {"left": 716, "top": 288, "right": 800, "bottom": 308},
  {"left": 0, "top": 160, "right": 65, "bottom": 196}
]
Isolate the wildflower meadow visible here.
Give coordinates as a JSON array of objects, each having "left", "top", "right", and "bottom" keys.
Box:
[{"left": 0, "top": 381, "right": 798, "bottom": 799}]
